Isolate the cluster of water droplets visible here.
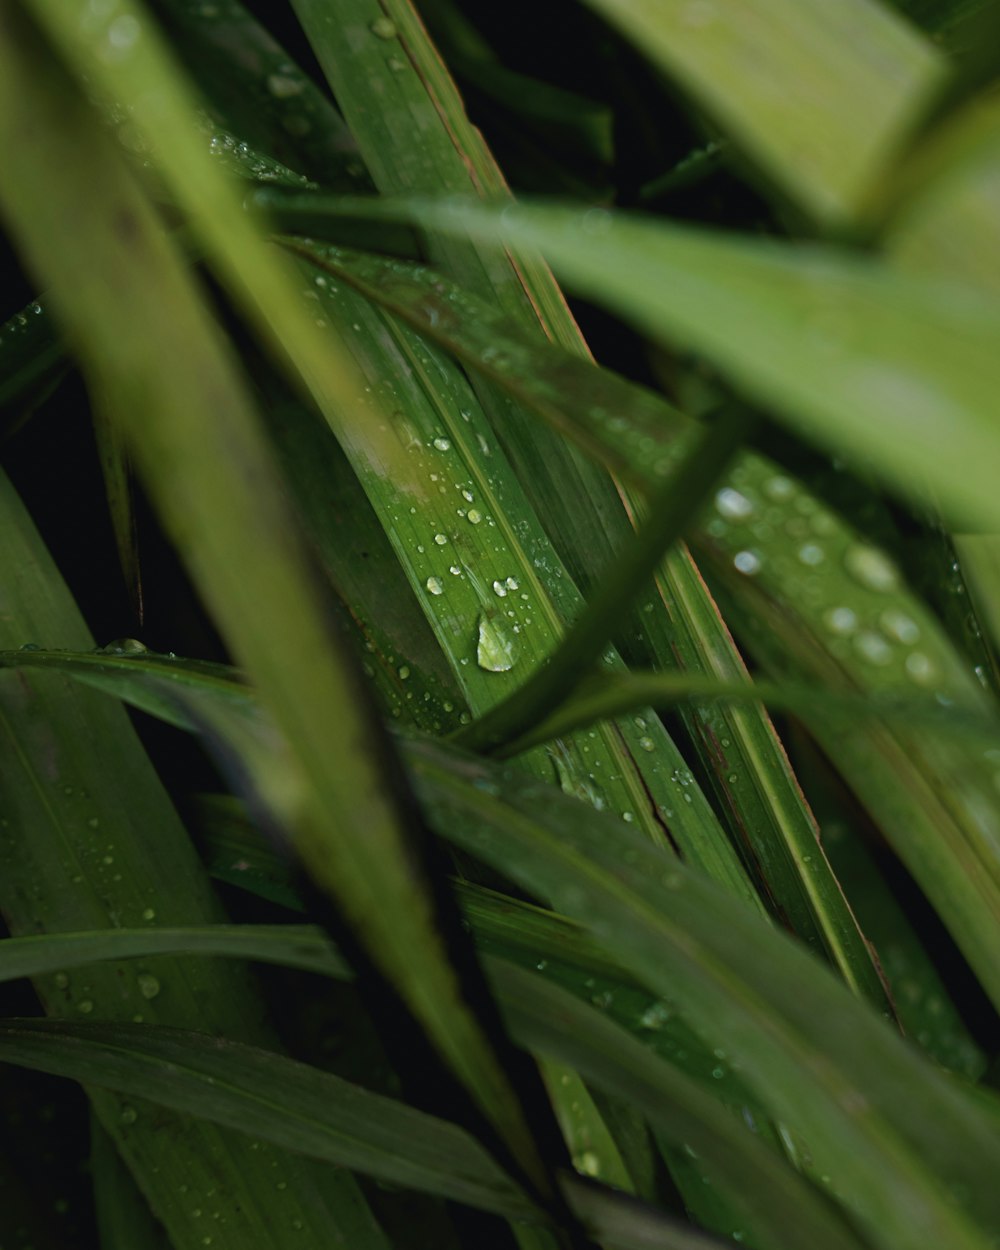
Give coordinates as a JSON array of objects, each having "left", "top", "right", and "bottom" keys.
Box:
[{"left": 703, "top": 459, "right": 945, "bottom": 690}]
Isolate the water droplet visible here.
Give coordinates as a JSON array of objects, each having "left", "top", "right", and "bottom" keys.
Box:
[
  {"left": 639, "top": 1001, "right": 672, "bottom": 1030},
  {"left": 432, "top": 437, "right": 451, "bottom": 451},
  {"left": 733, "top": 550, "right": 760, "bottom": 575},
  {"left": 369, "top": 16, "right": 398, "bottom": 38},
  {"left": 449, "top": 565, "right": 461, "bottom": 576},
  {"left": 102, "top": 638, "right": 148, "bottom": 655},
  {"left": 852, "top": 631, "right": 893, "bottom": 666},
  {"left": 798, "top": 543, "right": 824, "bottom": 566},
  {"left": 141, "top": 908, "right": 156, "bottom": 921},
  {"left": 137, "top": 973, "right": 161, "bottom": 1000},
  {"left": 77, "top": 1000, "right": 94, "bottom": 1014},
  {"left": 581, "top": 208, "right": 612, "bottom": 236},
  {"left": 466, "top": 509, "right": 482, "bottom": 524},
  {"left": 764, "top": 475, "right": 794, "bottom": 501},
  {"left": 880, "top": 608, "right": 920, "bottom": 644},
  {"left": 104, "top": 13, "right": 141, "bottom": 56},
  {"left": 477, "top": 614, "right": 517, "bottom": 672},
  {"left": 267, "top": 73, "right": 303, "bottom": 98},
  {"left": 426, "top": 577, "right": 444, "bottom": 595},
  {"left": 844, "top": 545, "right": 899, "bottom": 592},
  {"left": 54, "top": 973, "right": 69, "bottom": 989},
  {"left": 433, "top": 533, "right": 448, "bottom": 545},
  {"left": 120, "top": 1106, "right": 138, "bottom": 1125},
  {"left": 492, "top": 580, "right": 508, "bottom": 598},
  {"left": 19, "top": 642, "right": 40, "bottom": 651},
  {"left": 576, "top": 1151, "right": 601, "bottom": 1177},
  {"left": 823, "top": 606, "right": 857, "bottom": 635},
  {"left": 638, "top": 736, "right": 655, "bottom": 752},
  {"left": 905, "top": 652, "right": 937, "bottom": 684},
  {"left": 715, "top": 487, "right": 754, "bottom": 520}
]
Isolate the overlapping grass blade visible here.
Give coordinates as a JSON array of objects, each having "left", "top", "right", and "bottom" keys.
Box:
[
  {"left": 318, "top": 194, "right": 1000, "bottom": 1013},
  {"left": 252, "top": 367, "right": 467, "bottom": 732},
  {"left": 148, "top": 0, "right": 365, "bottom": 186},
  {"left": 407, "top": 735, "right": 1000, "bottom": 1250},
  {"left": 24, "top": 0, "right": 403, "bottom": 482},
  {"left": 0, "top": 1016, "right": 741, "bottom": 1250},
  {"left": 287, "top": 0, "right": 831, "bottom": 948},
  {"left": 0, "top": 1018, "right": 533, "bottom": 1221},
  {"left": 271, "top": 238, "right": 896, "bottom": 1001},
  {"left": 489, "top": 960, "right": 866, "bottom": 1250},
  {"left": 90, "top": 1115, "right": 171, "bottom": 1250},
  {"left": 0, "top": 476, "right": 384, "bottom": 1250},
  {"left": 0, "top": 298, "right": 63, "bottom": 421},
  {"left": 3, "top": 641, "right": 994, "bottom": 1248},
  {"left": 451, "top": 406, "right": 749, "bottom": 754},
  {"left": 579, "top": 0, "right": 942, "bottom": 225},
  {"left": 885, "top": 96, "right": 1000, "bottom": 661},
  {"left": 0, "top": 922, "right": 864, "bottom": 1250},
  {"left": 322, "top": 196, "right": 1000, "bottom": 532},
  {"left": 0, "top": 12, "right": 549, "bottom": 1201},
  {"left": 277, "top": 248, "right": 757, "bottom": 900}
]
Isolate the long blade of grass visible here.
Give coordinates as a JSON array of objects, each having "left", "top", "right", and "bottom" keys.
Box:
[
  {"left": 488, "top": 959, "right": 866, "bottom": 1250},
  {"left": 577, "top": 0, "right": 943, "bottom": 225},
  {"left": 313, "top": 195, "right": 1000, "bottom": 532},
  {"left": 0, "top": 1017, "right": 740, "bottom": 1250},
  {"left": 0, "top": 13, "right": 549, "bottom": 1201},
  {"left": 147, "top": 0, "right": 366, "bottom": 186},
  {"left": 287, "top": 0, "right": 820, "bottom": 940},
  {"left": 3, "top": 617, "right": 985, "bottom": 1250},
  {"left": 275, "top": 247, "right": 758, "bottom": 900},
  {"left": 269, "top": 235, "right": 891, "bottom": 1001},
  {"left": 0, "top": 482, "right": 385, "bottom": 1244},
  {"left": 455, "top": 406, "right": 751, "bottom": 754},
  {"left": 314, "top": 193, "right": 1000, "bottom": 1013},
  {"left": 90, "top": 1114, "right": 171, "bottom": 1250},
  {"left": 406, "top": 734, "right": 1000, "bottom": 1250},
  {"left": 0, "top": 1018, "right": 534, "bottom": 1220},
  {"left": 24, "top": 0, "right": 408, "bottom": 490},
  {"left": 0, "top": 921, "right": 867, "bottom": 1250},
  {"left": 884, "top": 96, "right": 1000, "bottom": 667}
]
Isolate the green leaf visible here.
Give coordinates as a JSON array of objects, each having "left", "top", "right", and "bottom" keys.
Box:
[
  {"left": 298, "top": 196, "right": 1000, "bottom": 1018},
  {"left": 0, "top": 1018, "right": 534, "bottom": 1221},
  {"left": 321, "top": 195, "right": 1000, "bottom": 533},
  {"left": 274, "top": 246, "right": 759, "bottom": 903},
  {"left": 0, "top": 918, "right": 857, "bottom": 1250},
  {"left": 407, "top": 734, "right": 1000, "bottom": 1250},
  {"left": 0, "top": 1017, "right": 740, "bottom": 1250},
  {"left": 0, "top": 10, "right": 548, "bottom": 1206},
  {"left": 0, "top": 925, "right": 348, "bottom": 985},
  {"left": 147, "top": 0, "right": 367, "bottom": 186},
  {"left": 489, "top": 960, "right": 866, "bottom": 1250},
  {"left": 90, "top": 1114, "right": 171, "bottom": 1250},
  {"left": 577, "top": 0, "right": 944, "bottom": 224},
  {"left": 0, "top": 476, "right": 383, "bottom": 1245},
  {"left": 453, "top": 406, "right": 750, "bottom": 755}
]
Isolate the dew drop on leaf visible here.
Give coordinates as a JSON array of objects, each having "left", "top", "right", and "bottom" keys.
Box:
[
  {"left": 844, "top": 545, "right": 899, "bottom": 592},
  {"left": 477, "top": 614, "right": 517, "bottom": 672}
]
